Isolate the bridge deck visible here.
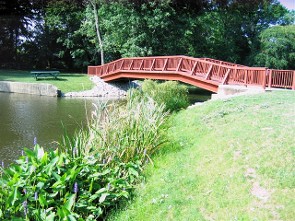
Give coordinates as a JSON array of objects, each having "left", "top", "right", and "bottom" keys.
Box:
[{"left": 88, "top": 56, "right": 295, "bottom": 92}]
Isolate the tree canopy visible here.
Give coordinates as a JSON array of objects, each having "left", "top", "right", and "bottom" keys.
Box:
[{"left": 0, "top": 0, "right": 293, "bottom": 70}]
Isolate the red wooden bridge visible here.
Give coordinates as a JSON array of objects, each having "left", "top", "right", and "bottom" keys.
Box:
[{"left": 88, "top": 55, "right": 295, "bottom": 93}]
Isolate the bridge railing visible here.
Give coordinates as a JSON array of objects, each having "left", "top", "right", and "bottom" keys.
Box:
[
  {"left": 199, "top": 58, "right": 247, "bottom": 67},
  {"left": 88, "top": 56, "right": 294, "bottom": 90},
  {"left": 266, "top": 69, "right": 295, "bottom": 90}
]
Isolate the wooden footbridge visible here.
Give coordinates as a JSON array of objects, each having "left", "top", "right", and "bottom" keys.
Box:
[{"left": 88, "top": 55, "right": 295, "bottom": 93}]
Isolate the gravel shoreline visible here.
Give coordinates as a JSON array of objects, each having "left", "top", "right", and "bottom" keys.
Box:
[{"left": 63, "top": 76, "right": 139, "bottom": 98}]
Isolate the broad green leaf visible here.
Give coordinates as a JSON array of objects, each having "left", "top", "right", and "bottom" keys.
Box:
[
  {"left": 46, "top": 212, "right": 56, "bottom": 221},
  {"left": 64, "top": 194, "right": 76, "bottom": 211},
  {"left": 99, "top": 193, "right": 109, "bottom": 204},
  {"left": 36, "top": 182, "right": 45, "bottom": 189},
  {"left": 68, "top": 214, "right": 77, "bottom": 221},
  {"left": 39, "top": 194, "right": 47, "bottom": 207}
]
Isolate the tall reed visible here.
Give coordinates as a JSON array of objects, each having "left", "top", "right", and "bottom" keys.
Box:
[{"left": 61, "top": 93, "right": 168, "bottom": 166}]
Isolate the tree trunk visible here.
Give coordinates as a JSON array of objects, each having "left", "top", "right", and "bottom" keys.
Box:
[{"left": 91, "top": 1, "right": 104, "bottom": 65}]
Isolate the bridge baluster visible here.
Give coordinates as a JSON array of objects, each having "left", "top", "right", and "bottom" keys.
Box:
[
  {"left": 176, "top": 58, "right": 183, "bottom": 72},
  {"left": 150, "top": 59, "right": 156, "bottom": 71},
  {"left": 205, "top": 65, "right": 213, "bottom": 80},
  {"left": 162, "top": 58, "right": 168, "bottom": 71},
  {"left": 139, "top": 60, "right": 144, "bottom": 70},
  {"left": 119, "top": 60, "right": 124, "bottom": 70},
  {"left": 190, "top": 61, "right": 198, "bottom": 76}
]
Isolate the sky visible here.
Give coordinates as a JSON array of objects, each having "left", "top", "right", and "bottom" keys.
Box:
[{"left": 279, "top": 0, "right": 295, "bottom": 10}]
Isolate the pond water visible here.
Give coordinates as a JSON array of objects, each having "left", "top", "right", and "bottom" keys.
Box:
[
  {"left": 0, "top": 89, "right": 212, "bottom": 165},
  {"left": 0, "top": 93, "right": 111, "bottom": 165}
]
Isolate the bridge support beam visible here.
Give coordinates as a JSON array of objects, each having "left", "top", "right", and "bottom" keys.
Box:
[{"left": 101, "top": 71, "right": 219, "bottom": 93}]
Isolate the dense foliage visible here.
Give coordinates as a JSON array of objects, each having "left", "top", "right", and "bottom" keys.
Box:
[
  {"left": 0, "top": 0, "right": 293, "bottom": 70},
  {"left": 0, "top": 96, "right": 168, "bottom": 220},
  {"left": 254, "top": 25, "right": 295, "bottom": 69},
  {"left": 129, "top": 80, "right": 190, "bottom": 112},
  {"left": 0, "top": 146, "right": 140, "bottom": 220}
]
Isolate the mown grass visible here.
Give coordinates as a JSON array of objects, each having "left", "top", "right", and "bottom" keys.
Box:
[
  {"left": 109, "top": 91, "right": 295, "bottom": 221},
  {"left": 0, "top": 69, "right": 94, "bottom": 93}
]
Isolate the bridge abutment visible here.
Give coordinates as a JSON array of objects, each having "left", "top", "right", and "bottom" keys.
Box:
[
  {"left": 212, "top": 85, "right": 265, "bottom": 100},
  {"left": 0, "top": 81, "right": 61, "bottom": 97}
]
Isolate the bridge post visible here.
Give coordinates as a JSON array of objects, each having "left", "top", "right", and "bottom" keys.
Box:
[
  {"left": 244, "top": 70, "right": 248, "bottom": 86},
  {"left": 267, "top": 69, "right": 272, "bottom": 88},
  {"left": 292, "top": 71, "right": 295, "bottom": 90},
  {"left": 262, "top": 69, "right": 267, "bottom": 89}
]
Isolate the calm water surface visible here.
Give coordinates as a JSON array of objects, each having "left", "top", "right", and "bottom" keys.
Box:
[
  {"left": 0, "top": 93, "right": 110, "bottom": 165},
  {"left": 0, "top": 89, "right": 212, "bottom": 165}
]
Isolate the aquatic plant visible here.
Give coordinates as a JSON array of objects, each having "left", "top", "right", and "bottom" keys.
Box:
[
  {"left": 0, "top": 145, "right": 140, "bottom": 220},
  {"left": 129, "top": 80, "right": 190, "bottom": 112}
]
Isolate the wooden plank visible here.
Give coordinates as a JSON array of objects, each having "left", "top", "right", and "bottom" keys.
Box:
[
  {"left": 292, "top": 71, "right": 295, "bottom": 90},
  {"left": 205, "top": 64, "right": 213, "bottom": 80},
  {"left": 119, "top": 60, "right": 125, "bottom": 70},
  {"left": 176, "top": 58, "right": 183, "bottom": 71},
  {"left": 128, "top": 60, "right": 134, "bottom": 70},
  {"left": 222, "top": 69, "right": 231, "bottom": 85},
  {"left": 150, "top": 59, "right": 156, "bottom": 71},
  {"left": 190, "top": 61, "right": 199, "bottom": 76},
  {"left": 267, "top": 69, "right": 272, "bottom": 88},
  {"left": 139, "top": 59, "right": 144, "bottom": 70},
  {"left": 162, "top": 58, "right": 168, "bottom": 71}
]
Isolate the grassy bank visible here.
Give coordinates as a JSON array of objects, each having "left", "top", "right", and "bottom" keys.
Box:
[
  {"left": 110, "top": 91, "right": 295, "bottom": 220},
  {"left": 0, "top": 70, "right": 93, "bottom": 93}
]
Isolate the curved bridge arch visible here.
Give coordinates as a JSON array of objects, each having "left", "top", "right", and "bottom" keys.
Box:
[{"left": 88, "top": 56, "right": 295, "bottom": 92}]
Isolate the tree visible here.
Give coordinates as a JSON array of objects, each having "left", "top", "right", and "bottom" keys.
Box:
[
  {"left": 0, "top": 0, "right": 35, "bottom": 67},
  {"left": 254, "top": 25, "right": 295, "bottom": 69},
  {"left": 44, "top": 0, "right": 87, "bottom": 69},
  {"left": 84, "top": 0, "right": 105, "bottom": 64}
]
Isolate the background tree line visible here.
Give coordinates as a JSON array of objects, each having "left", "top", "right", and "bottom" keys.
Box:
[{"left": 0, "top": 0, "right": 294, "bottom": 71}]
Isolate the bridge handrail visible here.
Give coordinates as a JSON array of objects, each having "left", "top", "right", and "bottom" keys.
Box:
[{"left": 199, "top": 57, "right": 248, "bottom": 67}]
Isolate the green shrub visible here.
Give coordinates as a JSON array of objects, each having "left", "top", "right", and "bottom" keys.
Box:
[
  {"left": 0, "top": 145, "right": 140, "bottom": 220},
  {"left": 129, "top": 80, "right": 189, "bottom": 112}
]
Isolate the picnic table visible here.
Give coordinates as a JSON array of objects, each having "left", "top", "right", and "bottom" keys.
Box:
[{"left": 31, "top": 71, "right": 60, "bottom": 80}]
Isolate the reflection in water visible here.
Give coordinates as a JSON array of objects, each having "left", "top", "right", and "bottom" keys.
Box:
[
  {"left": 0, "top": 88, "right": 212, "bottom": 165},
  {"left": 188, "top": 86, "right": 213, "bottom": 103},
  {"left": 0, "top": 93, "right": 110, "bottom": 165}
]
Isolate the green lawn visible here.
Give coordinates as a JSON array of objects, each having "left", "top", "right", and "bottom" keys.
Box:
[
  {"left": 110, "top": 91, "right": 295, "bottom": 221},
  {"left": 0, "top": 70, "right": 94, "bottom": 93}
]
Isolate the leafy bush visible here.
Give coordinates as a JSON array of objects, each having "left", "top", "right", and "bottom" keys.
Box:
[
  {"left": 129, "top": 80, "right": 189, "bottom": 112},
  {"left": 0, "top": 146, "right": 141, "bottom": 220}
]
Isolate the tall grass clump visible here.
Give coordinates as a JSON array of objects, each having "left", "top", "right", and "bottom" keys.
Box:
[
  {"left": 0, "top": 94, "right": 169, "bottom": 220},
  {"left": 129, "top": 80, "right": 189, "bottom": 112},
  {"left": 62, "top": 93, "right": 168, "bottom": 166}
]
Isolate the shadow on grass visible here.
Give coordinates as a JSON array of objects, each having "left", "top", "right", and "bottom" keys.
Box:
[
  {"left": 36, "top": 78, "right": 68, "bottom": 81},
  {"left": 59, "top": 74, "right": 88, "bottom": 78}
]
